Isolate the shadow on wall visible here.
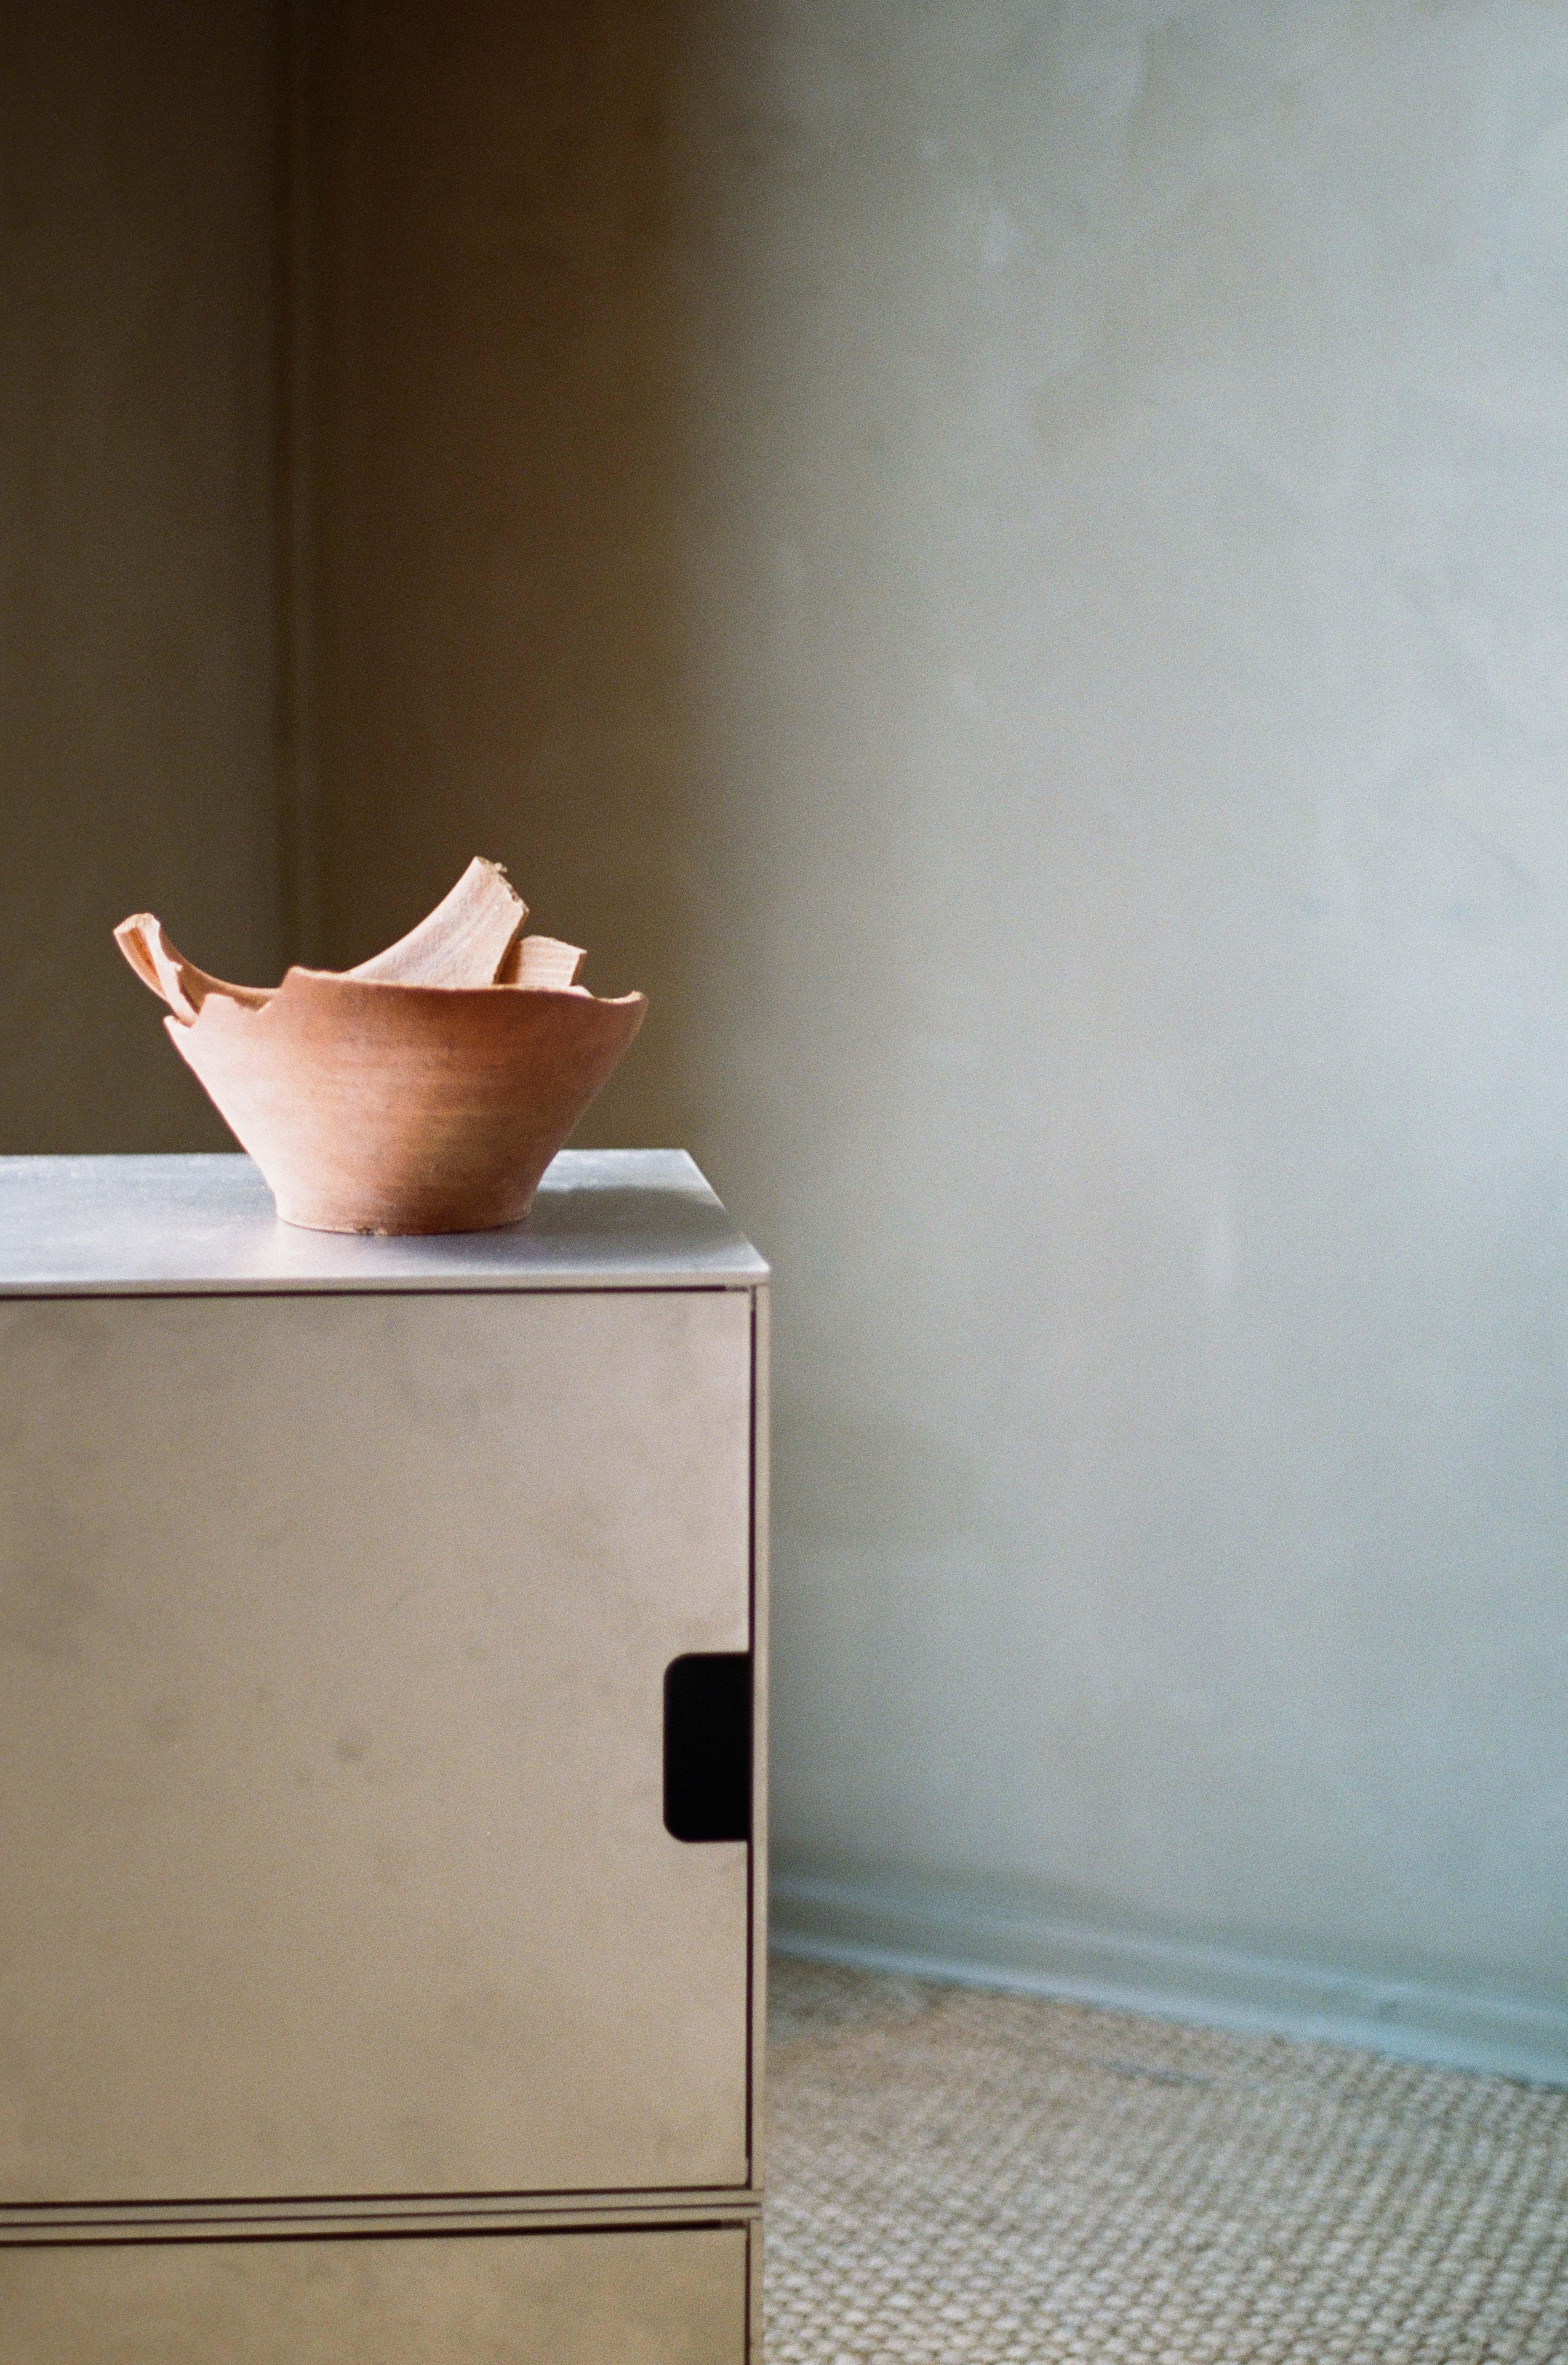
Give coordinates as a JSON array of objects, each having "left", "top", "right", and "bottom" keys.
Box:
[
  {"left": 309, "top": 0, "right": 709, "bottom": 1159},
  {"left": 0, "top": 1, "right": 706, "bottom": 1159},
  {"left": 0, "top": 2, "right": 286, "bottom": 1153}
]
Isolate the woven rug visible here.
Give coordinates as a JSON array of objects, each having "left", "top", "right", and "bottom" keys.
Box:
[{"left": 764, "top": 1956, "right": 1568, "bottom": 2364}]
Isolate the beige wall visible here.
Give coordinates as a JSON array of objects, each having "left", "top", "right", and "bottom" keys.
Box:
[
  {"left": 309, "top": 0, "right": 1568, "bottom": 2040},
  {"left": 0, "top": 0, "right": 285, "bottom": 1151}
]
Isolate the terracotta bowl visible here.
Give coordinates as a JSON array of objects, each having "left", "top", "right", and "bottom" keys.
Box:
[{"left": 115, "top": 861, "right": 647, "bottom": 1235}]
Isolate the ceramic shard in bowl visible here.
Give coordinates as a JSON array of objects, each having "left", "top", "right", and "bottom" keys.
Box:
[{"left": 115, "top": 860, "right": 647, "bottom": 1235}]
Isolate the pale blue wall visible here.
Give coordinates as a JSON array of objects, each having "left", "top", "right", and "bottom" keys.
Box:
[{"left": 644, "top": 0, "right": 1568, "bottom": 2071}]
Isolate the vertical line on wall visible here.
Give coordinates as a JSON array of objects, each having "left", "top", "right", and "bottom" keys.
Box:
[{"left": 274, "top": 0, "right": 320, "bottom": 967}]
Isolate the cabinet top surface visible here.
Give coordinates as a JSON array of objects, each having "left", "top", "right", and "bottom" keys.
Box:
[{"left": 0, "top": 1152, "right": 768, "bottom": 1295}]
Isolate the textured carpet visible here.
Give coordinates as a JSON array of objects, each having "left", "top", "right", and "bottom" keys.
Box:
[{"left": 764, "top": 1956, "right": 1568, "bottom": 2364}]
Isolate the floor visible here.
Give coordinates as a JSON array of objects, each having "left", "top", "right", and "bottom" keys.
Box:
[{"left": 763, "top": 1956, "right": 1568, "bottom": 2365}]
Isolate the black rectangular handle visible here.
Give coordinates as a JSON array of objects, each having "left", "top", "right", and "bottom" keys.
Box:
[{"left": 663, "top": 1653, "right": 752, "bottom": 1842}]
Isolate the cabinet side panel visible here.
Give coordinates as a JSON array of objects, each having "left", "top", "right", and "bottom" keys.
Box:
[
  {"left": 749, "top": 1285, "right": 770, "bottom": 2193},
  {"left": 0, "top": 1292, "right": 751, "bottom": 2200},
  {"left": 0, "top": 2226, "right": 749, "bottom": 2365}
]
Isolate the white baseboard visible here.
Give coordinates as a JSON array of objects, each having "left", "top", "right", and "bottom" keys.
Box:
[{"left": 769, "top": 1872, "right": 1568, "bottom": 2089}]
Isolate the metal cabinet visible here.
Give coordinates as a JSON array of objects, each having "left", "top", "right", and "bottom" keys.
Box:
[{"left": 0, "top": 1152, "right": 768, "bottom": 2361}]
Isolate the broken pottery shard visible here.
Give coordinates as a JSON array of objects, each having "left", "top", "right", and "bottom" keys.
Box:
[
  {"left": 113, "top": 914, "right": 272, "bottom": 1021},
  {"left": 345, "top": 856, "right": 526, "bottom": 987},
  {"left": 113, "top": 861, "right": 645, "bottom": 1236},
  {"left": 114, "top": 858, "right": 525, "bottom": 1025},
  {"left": 496, "top": 935, "right": 588, "bottom": 990}
]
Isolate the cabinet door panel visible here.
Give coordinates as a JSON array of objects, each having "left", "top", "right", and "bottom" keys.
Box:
[
  {"left": 0, "top": 1291, "right": 752, "bottom": 2201},
  {"left": 0, "top": 2226, "right": 750, "bottom": 2364}
]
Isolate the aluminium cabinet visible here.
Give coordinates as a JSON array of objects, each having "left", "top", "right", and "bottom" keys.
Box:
[{"left": 0, "top": 1150, "right": 768, "bottom": 2362}]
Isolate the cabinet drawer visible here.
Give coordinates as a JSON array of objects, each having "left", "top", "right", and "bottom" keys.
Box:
[
  {"left": 0, "top": 1290, "right": 754, "bottom": 2202},
  {"left": 0, "top": 2225, "right": 751, "bottom": 2364}
]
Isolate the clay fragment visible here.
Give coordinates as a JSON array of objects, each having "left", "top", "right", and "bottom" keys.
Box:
[
  {"left": 496, "top": 935, "right": 588, "bottom": 990},
  {"left": 113, "top": 860, "right": 645, "bottom": 1236},
  {"left": 113, "top": 915, "right": 272, "bottom": 1021},
  {"left": 346, "top": 856, "right": 526, "bottom": 987}
]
